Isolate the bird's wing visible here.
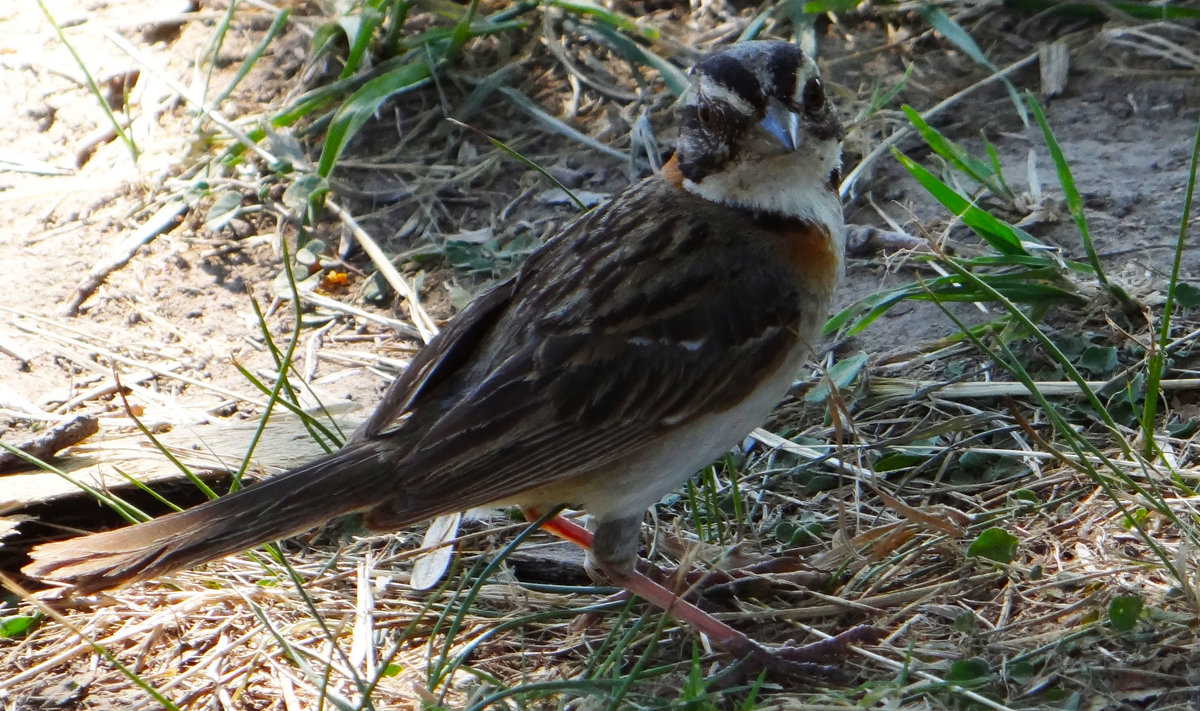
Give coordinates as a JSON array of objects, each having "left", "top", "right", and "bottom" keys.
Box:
[
  {"left": 361, "top": 179, "right": 826, "bottom": 528},
  {"left": 353, "top": 279, "right": 518, "bottom": 442}
]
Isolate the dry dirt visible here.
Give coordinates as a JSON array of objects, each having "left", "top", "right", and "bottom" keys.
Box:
[{"left": 2, "top": 0, "right": 1199, "bottom": 707}]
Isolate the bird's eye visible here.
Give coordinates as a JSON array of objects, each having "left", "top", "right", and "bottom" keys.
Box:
[
  {"left": 802, "top": 78, "right": 825, "bottom": 114},
  {"left": 696, "top": 102, "right": 716, "bottom": 129}
]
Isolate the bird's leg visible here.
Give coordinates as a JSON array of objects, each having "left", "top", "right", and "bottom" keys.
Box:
[{"left": 524, "top": 508, "right": 881, "bottom": 678}]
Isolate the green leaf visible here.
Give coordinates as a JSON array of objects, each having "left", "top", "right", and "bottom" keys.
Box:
[
  {"left": 1167, "top": 417, "right": 1199, "bottom": 438},
  {"left": 1007, "top": 660, "right": 1036, "bottom": 683},
  {"left": 282, "top": 173, "right": 329, "bottom": 212},
  {"left": 1176, "top": 282, "right": 1200, "bottom": 310},
  {"left": 967, "top": 527, "right": 1019, "bottom": 564},
  {"left": 946, "top": 657, "right": 989, "bottom": 683},
  {"left": 0, "top": 614, "right": 40, "bottom": 638},
  {"left": 1121, "top": 508, "right": 1149, "bottom": 529},
  {"left": 954, "top": 611, "right": 975, "bottom": 633},
  {"left": 318, "top": 61, "right": 433, "bottom": 176},
  {"left": 804, "top": 351, "right": 869, "bottom": 403},
  {"left": 1078, "top": 344, "right": 1118, "bottom": 375},
  {"left": 1009, "top": 488, "right": 1039, "bottom": 503},
  {"left": 1108, "top": 595, "right": 1143, "bottom": 631},
  {"left": 874, "top": 451, "right": 926, "bottom": 472},
  {"left": 774, "top": 518, "right": 824, "bottom": 545},
  {"left": 295, "top": 238, "right": 326, "bottom": 267},
  {"left": 203, "top": 190, "right": 244, "bottom": 232}
]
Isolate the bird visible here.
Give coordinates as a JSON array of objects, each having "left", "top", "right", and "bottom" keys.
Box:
[{"left": 25, "top": 40, "right": 876, "bottom": 677}]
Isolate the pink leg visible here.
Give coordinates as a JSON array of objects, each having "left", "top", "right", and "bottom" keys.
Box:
[{"left": 524, "top": 508, "right": 880, "bottom": 678}]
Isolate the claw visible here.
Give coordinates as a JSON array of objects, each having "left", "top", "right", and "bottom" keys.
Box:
[{"left": 720, "top": 625, "right": 885, "bottom": 685}]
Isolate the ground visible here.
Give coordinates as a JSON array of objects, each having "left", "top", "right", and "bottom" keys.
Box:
[{"left": 1, "top": 1, "right": 1199, "bottom": 709}]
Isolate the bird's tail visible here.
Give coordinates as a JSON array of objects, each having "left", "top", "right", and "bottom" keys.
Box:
[{"left": 23, "top": 442, "right": 395, "bottom": 594}]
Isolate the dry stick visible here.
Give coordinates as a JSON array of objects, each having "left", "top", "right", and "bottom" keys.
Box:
[
  {"left": 741, "top": 571, "right": 1004, "bottom": 621},
  {"left": 53, "top": 370, "right": 158, "bottom": 413},
  {"left": 0, "top": 331, "right": 33, "bottom": 367},
  {"left": 750, "top": 427, "right": 873, "bottom": 478},
  {"left": 840, "top": 49, "right": 1040, "bottom": 200},
  {"left": 324, "top": 200, "right": 438, "bottom": 343},
  {"left": 61, "top": 199, "right": 188, "bottom": 316},
  {"left": 300, "top": 290, "right": 420, "bottom": 340},
  {"left": 871, "top": 377, "right": 1200, "bottom": 399},
  {"left": 0, "top": 415, "right": 99, "bottom": 473}
]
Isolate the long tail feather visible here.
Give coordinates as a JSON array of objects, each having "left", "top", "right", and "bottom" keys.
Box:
[{"left": 23, "top": 443, "right": 396, "bottom": 593}]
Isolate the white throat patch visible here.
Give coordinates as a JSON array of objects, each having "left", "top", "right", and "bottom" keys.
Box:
[{"left": 681, "top": 137, "right": 845, "bottom": 259}]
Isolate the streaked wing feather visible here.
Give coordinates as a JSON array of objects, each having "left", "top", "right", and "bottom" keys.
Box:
[
  {"left": 362, "top": 182, "right": 807, "bottom": 525},
  {"left": 354, "top": 279, "right": 518, "bottom": 441}
]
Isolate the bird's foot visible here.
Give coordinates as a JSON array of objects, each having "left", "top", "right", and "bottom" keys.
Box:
[
  {"left": 724, "top": 625, "right": 884, "bottom": 682},
  {"left": 635, "top": 557, "right": 827, "bottom": 608}
]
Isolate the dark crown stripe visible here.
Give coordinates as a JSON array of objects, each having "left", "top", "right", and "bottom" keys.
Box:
[
  {"left": 695, "top": 54, "right": 764, "bottom": 112},
  {"left": 765, "top": 45, "right": 803, "bottom": 103}
]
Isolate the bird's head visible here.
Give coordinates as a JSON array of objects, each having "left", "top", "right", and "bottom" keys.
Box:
[{"left": 673, "top": 41, "right": 843, "bottom": 224}]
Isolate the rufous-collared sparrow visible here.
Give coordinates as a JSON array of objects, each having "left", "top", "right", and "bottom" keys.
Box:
[{"left": 26, "top": 40, "right": 877, "bottom": 676}]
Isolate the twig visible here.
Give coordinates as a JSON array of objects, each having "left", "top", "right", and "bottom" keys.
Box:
[
  {"left": 12, "top": 320, "right": 270, "bottom": 409},
  {"left": 0, "top": 415, "right": 99, "bottom": 473},
  {"left": 324, "top": 199, "right": 438, "bottom": 343},
  {"left": 0, "top": 332, "right": 33, "bottom": 368},
  {"left": 871, "top": 377, "right": 1200, "bottom": 400},
  {"left": 61, "top": 198, "right": 188, "bottom": 316},
  {"left": 299, "top": 291, "right": 420, "bottom": 340}
]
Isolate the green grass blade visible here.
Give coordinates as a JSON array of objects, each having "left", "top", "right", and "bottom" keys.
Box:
[
  {"left": 891, "top": 148, "right": 1030, "bottom": 256},
  {"left": 36, "top": 0, "right": 138, "bottom": 161},
  {"left": 803, "top": 0, "right": 868, "bottom": 11},
  {"left": 317, "top": 60, "right": 433, "bottom": 176},
  {"left": 499, "top": 86, "right": 636, "bottom": 165},
  {"left": 341, "top": 6, "right": 386, "bottom": 78},
  {"left": 901, "top": 105, "right": 1006, "bottom": 197},
  {"left": 1006, "top": 0, "right": 1200, "bottom": 20},
  {"left": 920, "top": 7, "right": 1028, "bottom": 126},
  {"left": 447, "top": 118, "right": 586, "bottom": 210},
  {"left": 0, "top": 443, "right": 147, "bottom": 524},
  {"left": 1025, "top": 92, "right": 1109, "bottom": 287},
  {"left": 982, "top": 132, "right": 1014, "bottom": 198},
  {"left": 215, "top": 9, "right": 290, "bottom": 108},
  {"left": 1141, "top": 110, "right": 1200, "bottom": 456},
  {"left": 928, "top": 295, "right": 1182, "bottom": 581},
  {"left": 429, "top": 507, "right": 566, "bottom": 696},
  {"left": 445, "top": 0, "right": 480, "bottom": 56},
  {"left": 577, "top": 20, "right": 687, "bottom": 96},
  {"left": 198, "top": 0, "right": 237, "bottom": 114},
  {"left": 549, "top": 0, "right": 658, "bottom": 40}
]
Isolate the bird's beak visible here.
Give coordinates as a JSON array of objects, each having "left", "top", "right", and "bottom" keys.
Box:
[{"left": 759, "top": 98, "right": 801, "bottom": 152}]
